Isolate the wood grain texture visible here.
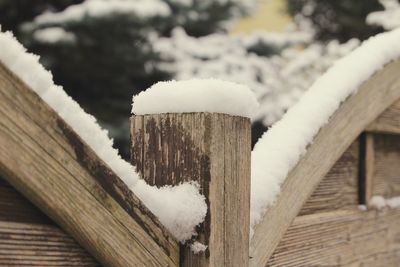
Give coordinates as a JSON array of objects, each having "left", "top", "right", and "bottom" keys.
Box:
[
  {"left": 365, "top": 133, "right": 376, "bottom": 203},
  {"left": 0, "top": 220, "right": 99, "bottom": 266},
  {"left": 0, "top": 177, "right": 52, "bottom": 225},
  {"left": 367, "top": 99, "right": 400, "bottom": 134},
  {"left": 299, "top": 140, "right": 359, "bottom": 216},
  {"left": 131, "top": 113, "right": 251, "bottom": 267},
  {"left": 267, "top": 208, "right": 400, "bottom": 266},
  {"left": 0, "top": 61, "right": 179, "bottom": 266},
  {"left": 250, "top": 59, "right": 400, "bottom": 267},
  {"left": 371, "top": 134, "right": 400, "bottom": 198}
]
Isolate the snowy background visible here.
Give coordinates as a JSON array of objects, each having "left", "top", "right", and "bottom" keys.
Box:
[{"left": 1, "top": 0, "right": 398, "bottom": 158}]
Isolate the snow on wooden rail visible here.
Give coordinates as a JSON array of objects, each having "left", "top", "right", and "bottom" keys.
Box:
[
  {"left": 0, "top": 30, "right": 209, "bottom": 243},
  {"left": 250, "top": 34, "right": 400, "bottom": 267},
  {"left": 0, "top": 61, "right": 179, "bottom": 266}
]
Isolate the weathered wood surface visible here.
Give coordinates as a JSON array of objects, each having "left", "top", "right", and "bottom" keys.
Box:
[
  {"left": 250, "top": 59, "right": 400, "bottom": 267},
  {"left": 0, "top": 61, "right": 179, "bottom": 266},
  {"left": 267, "top": 208, "right": 400, "bottom": 266},
  {"left": 131, "top": 113, "right": 251, "bottom": 267},
  {"left": 0, "top": 220, "right": 99, "bottom": 266},
  {"left": 299, "top": 140, "right": 359, "bottom": 216},
  {"left": 0, "top": 177, "right": 52, "bottom": 225},
  {"left": 360, "top": 133, "right": 376, "bottom": 203},
  {"left": 370, "top": 134, "right": 400, "bottom": 198},
  {"left": 0, "top": 176, "right": 99, "bottom": 266},
  {"left": 367, "top": 99, "right": 400, "bottom": 134}
]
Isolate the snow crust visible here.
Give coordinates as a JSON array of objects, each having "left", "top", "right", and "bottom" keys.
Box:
[
  {"left": 0, "top": 29, "right": 206, "bottom": 242},
  {"left": 132, "top": 79, "right": 259, "bottom": 118},
  {"left": 250, "top": 28, "right": 400, "bottom": 234},
  {"left": 32, "top": 0, "right": 170, "bottom": 25}
]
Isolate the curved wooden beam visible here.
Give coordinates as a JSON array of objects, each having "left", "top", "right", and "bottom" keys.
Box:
[
  {"left": 250, "top": 59, "right": 400, "bottom": 267},
  {"left": 0, "top": 62, "right": 179, "bottom": 266}
]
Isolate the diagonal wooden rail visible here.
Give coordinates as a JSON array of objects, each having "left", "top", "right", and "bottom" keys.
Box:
[
  {"left": 0, "top": 62, "right": 179, "bottom": 266},
  {"left": 250, "top": 59, "right": 400, "bottom": 267}
]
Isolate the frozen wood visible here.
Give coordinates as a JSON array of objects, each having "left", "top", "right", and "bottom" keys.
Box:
[
  {"left": 250, "top": 59, "right": 400, "bottom": 267},
  {"left": 267, "top": 208, "right": 400, "bottom": 266},
  {"left": 131, "top": 113, "right": 251, "bottom": 267},
  {"left": 0, "top": 62, "right": 179, "bottom": 266}
]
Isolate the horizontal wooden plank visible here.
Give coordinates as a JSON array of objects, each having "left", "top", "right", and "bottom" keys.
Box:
[
  {"left": 0, "top": 220, "right": 99, "bottom": 266},
  {"left": 250, "top": 59, "right": 400, "bottom": 266},
  {"left": 299, "top": 140, "right": 359, "bottom": 215},
  {"left": 0, "top": 177, "right": 52, "bottom": 225},
  {"left": 0, "top": 61, "right": 179, "bottom": 266},
  {"left": 367, "top": 99, "right": 400, "bottom": 134},
  {"left": 268, "top": 208, "right": 400, "bottom": 266}
]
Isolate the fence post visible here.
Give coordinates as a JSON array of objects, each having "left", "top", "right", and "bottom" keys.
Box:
[{"left": 130, "top": 113, "right": 251, "bottom": 266}]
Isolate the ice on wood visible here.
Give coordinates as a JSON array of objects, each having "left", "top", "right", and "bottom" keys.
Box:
[
  {"left": 250, "top": 28, "right": 400, "bottom": 235},
  {"left": 132, "top": 78, "right": 259, "bottom": 118},
  {"left": 0, "top": 29, "right": 206, "bottom": 242}
]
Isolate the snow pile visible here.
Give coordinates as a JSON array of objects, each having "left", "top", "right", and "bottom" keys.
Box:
[
  {"left": 190, "top": 241, "right": 208, "bottom": 254},
  {"left": 33, "top": 27, "right": 76, "bottom": 44},
  {"left": 0, "top": 29, "right": 206, "bottom": 242},
  {"left": 367, "top": 0, "right": 400, "bottom": 30},
  {"left": 31, "top": 0, "right": 170, "bottom": 25},
  {"left": 369, "top": 195, "right": 400, "bottom": 209},
  {"left": 358, "top": 204, "right": 367, "bottom": 211},
  {"left": 132, "top": 79, "right": 259, "bottom": 118},
  {"left": 250, "top": 28, "right": 400, "bottom": 234},
  {"left": 154, "top": 28, "right": 358, "bottom": 125}
]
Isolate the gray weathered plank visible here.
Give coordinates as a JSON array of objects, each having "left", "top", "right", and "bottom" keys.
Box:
[
  {"left": 299, "top": 140, "right": 359, "bottom": 215},
  {"left": 370, "top": 134, "right": 400, "bottom": 198},
  {"left": 367, "top": 99, "right": 400, "bottom": 134},
  {"left": 131, "top": 113, "right": 251, "bottom": 266},
  {"left": 268, "top": 208, "right": 400, "bottom": 266},
  {"left": 0, "top": 177, "right": 52, "bottom": 225},
  {"left": 0, "top": 61, "right": 179, "bottom": 266},
  {"left": 0, "top": 220, "right": 99, "bottom": 266}
]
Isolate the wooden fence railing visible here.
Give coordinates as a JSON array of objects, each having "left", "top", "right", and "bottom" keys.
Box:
[
  {"left": 0, "top": 61, "right": 179, "bottom": 266},
  {"left": 250, "top": 59, "right": 400, "bottom": 266},
  {"left": 0, "top": 58, "right": 400, "bottom": 266}
]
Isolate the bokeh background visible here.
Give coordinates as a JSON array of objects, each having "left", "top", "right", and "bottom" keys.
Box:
[{"left": 0, "top": 0, "right": 397, "bottom": 159}]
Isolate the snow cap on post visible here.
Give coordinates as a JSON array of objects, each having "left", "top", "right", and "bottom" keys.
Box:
[
  {"left": 132, "top": 78, "right": 259, "bottom": 118},
  {"left": 131, "top": 78, "right": 253, "bottom": 265}
]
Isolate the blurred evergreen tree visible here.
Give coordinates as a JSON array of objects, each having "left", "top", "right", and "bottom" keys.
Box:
[
  {"left": 0, "top": 0, "right": 254, "bottom": 157},
  {"left": 286, "top": 0, "right": 384, "bottom": 42},
  {"left": 0, "top": 0, "right": 84, "bottom": 34}
]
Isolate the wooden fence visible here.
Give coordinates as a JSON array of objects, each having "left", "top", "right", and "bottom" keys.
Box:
[{"left": 0, "top": 58, "right": 400, "bottom": 266}]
